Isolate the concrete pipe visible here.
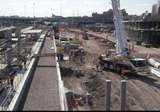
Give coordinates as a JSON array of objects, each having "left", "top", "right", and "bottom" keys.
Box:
[{"left": 148, "top": 58, "right": 160, "bottom": 69}]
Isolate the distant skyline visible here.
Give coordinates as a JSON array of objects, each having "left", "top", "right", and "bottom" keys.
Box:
[{"left": 0, "top": 0, "right": 157, "bottom": 17}]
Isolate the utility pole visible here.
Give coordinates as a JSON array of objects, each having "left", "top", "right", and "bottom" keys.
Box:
[
  {"left": 33, "top": 2, "right": 35, "bottom": 27},
  {"left": 59, "top": 0, "right": 62, "bottom": 16},
  {"left": 33, "top": 2, "right": 35, "bottom": 18},
  {"left": 24, "top": 5, "right": 26, "bottom": 17}
]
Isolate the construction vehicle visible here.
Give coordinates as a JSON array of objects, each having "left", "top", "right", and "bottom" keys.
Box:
[
  {"left": 82, "top": 30, "right": 89, "bottom": 40},
  {"left": 99, "top": 0, "right": 149, "bottom": 75}
]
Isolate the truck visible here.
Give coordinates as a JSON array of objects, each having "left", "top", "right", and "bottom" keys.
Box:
[
  {"left": 100, "top": 51, "right": 149, "bottom": 75},
  {"left": 99, "top": 0, "right": 150, "bottom": 75}
]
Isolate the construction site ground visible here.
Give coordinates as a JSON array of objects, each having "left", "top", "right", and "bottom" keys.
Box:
[{"left": 59, "top": 30, "right": 160, "bottom": 111}]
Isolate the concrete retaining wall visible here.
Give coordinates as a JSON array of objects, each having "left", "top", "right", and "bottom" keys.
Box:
[
  {"left": 53, "top": 36, "right": 68, "bottom": 111},
  {"left": 6, "top": 34, "right": 46, "bottom": 111}
]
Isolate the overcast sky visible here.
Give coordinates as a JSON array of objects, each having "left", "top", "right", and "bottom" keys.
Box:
[{"left": 0, "top": 0, "right": 157, "bottom": 17}]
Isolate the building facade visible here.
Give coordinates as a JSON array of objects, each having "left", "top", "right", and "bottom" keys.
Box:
[
  {"left": 152, "top": 0, "right": 160, "bottom": 16},
  {"left": 124, "top": 21, "right": 160, "bottom": 47}
]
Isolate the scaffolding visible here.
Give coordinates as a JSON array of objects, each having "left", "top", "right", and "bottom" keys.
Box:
[
  {"left": 0, "top": 25, "right": 43, "bottom": 109},
  {"left": 0, "top": 30, "right": 12, "bottom": 74}
]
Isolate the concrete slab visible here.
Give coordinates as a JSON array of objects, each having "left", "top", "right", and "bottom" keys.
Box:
[{"left": 22, "top": 37, "right": 61, "bottom": 110}]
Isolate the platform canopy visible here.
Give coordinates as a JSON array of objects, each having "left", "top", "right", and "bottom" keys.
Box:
[{"left": 22, "top": 29, "right": 42, "bottom": 34}]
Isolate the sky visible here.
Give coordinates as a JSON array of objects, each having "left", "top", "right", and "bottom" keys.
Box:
[{"left": 0, "top": 0, "right": 157, "bottom": 17}]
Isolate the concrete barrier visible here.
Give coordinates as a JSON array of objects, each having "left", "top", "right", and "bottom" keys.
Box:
[
  {"left": 53, "top": 36, "right": 68, "bottom": 111},
  {"left": 6, "top": 34, "right": 45, "bottom": 111},
  {"left": 150, "top": 67, "right": 160, "bottom": 78}
]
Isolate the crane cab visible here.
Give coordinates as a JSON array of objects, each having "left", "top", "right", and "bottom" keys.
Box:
[{"left": 130, "top": 58, "right": 149, "bottom": 73}]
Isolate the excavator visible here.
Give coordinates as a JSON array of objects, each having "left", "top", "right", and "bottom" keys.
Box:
[{"left": 99, "top": 0, "right": 150, "bottom": 75}]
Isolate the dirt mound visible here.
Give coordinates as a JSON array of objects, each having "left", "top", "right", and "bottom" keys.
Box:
[{"left": 86, "top": 74, "right": 106, "bottom": 110}]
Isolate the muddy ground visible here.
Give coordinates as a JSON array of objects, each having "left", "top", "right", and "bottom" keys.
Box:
[{"left": 59, "top": 31, "right": 160, "bottom": 111}]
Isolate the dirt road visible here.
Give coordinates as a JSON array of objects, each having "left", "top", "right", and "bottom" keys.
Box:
[
  {"left": 85, "top": 34, "right": 160, "bottom": 111},
  {"left": 60, "top": 31, "right": 160, "bottom": 111}
]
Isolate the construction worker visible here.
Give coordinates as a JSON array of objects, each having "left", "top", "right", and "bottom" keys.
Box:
[{"left": 98, "top": 55, "right": 104, "bottom": 71}]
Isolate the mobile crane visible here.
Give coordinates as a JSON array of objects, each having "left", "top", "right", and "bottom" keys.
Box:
[{"left": 99, "top": 0, "right": 149, "bottom": 75}]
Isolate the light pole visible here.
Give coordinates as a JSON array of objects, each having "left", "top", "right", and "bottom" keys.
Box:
[{"left": 33, "top": 2, "right": 35, "bottom": 27}]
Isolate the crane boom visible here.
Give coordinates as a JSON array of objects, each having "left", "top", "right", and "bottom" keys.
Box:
[
  {"left": 98, "top": 0, "right": 149, "bottom": 76},
  {"left": 111, "top": 0, "right": 128, "bottom": 56}
]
